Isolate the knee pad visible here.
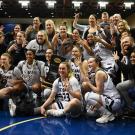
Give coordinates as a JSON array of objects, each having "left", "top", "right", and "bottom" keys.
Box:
[{"left": 84, "top": 92, "right": 99, "bottom": 107}]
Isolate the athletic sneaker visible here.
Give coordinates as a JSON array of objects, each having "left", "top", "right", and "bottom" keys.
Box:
[
  {"left": 8, "top": 99, "right": 16, "bottom": 117},
  {"left": 96, "top": 114, "right": 115, "bottom": 123},
  {"left": 47, "top": 109, "right": 65, "bottom": 117}
]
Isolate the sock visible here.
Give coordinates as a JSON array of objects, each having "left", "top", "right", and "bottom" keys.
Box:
[{"left": 99, "top": 106, "right": 112, "bottom": 115}]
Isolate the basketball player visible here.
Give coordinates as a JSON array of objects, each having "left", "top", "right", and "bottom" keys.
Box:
[
  {"left": 69, "top": 45, "right": 87, "bottom": 83},
  {"left": 0, "top": 53, "right": 14, "bottom": 109},
  {"left": 8, "top": 49, "right": 45, "bottom": 116},
  {"left": 41, "top": 62, "right": 82, "bottom": 117},
  {"left": 83, "top": 57, "right": 121, "bottom": 123}
]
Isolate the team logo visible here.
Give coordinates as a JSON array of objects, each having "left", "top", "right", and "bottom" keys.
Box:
[{"left": 54, "top": 58, "right": 61, "bottom": 63}]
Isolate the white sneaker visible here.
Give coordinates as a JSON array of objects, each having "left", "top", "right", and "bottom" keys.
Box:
[
  {"left": 8, "top": 99, "right": 16, "bottom": 117},
  {"left": 47, "top": 109, "right": 64, "bottom": 117},
  {"left": 96, "top": 114, "right": 115, "bottom": 123}
]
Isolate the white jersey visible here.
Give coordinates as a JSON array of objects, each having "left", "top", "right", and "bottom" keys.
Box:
[
  {"left": 102, "top": 72, "right": 120, "bottom": 99},
  {"left": 70, "top": 61, "right": 81, "bottom": 82},
  {"left": 83, "top": 47, "right": 91, "bottom": 60},
  {"left": 0, "top": 66, "right": 14, "bottom": 87},
  {"left": 43, "top": 62, "right": 50, "bottom": 78},
  {"left": 92, "top": 42, "right": 115, "bottom": 69},
  {"left": 52, "top": 76, "right": 81, "bottom": 102},
  {"left": 26, "top": 39, "right": 49, "bottom": 59},
  {"left": 14, "top": 60, "right": 45, "bottom": 86},
  {"left": 87, "top": 67, "right": 95, "bottom": 85}
]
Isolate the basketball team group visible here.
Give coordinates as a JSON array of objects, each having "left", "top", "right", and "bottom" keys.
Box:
[{"left": 0, "top": 11, "right": 135, "bottom": 124}]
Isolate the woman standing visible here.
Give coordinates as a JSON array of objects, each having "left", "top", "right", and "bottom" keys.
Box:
[
  {"left": 52, "top": 23, "right": 73, "bottom": 60},
  {"left": 69, "top": 45, "right": 87, "bottom": 83},
  {"left": 5, "top": 24, "right": 21, "bottom": 44},
  {"left": 72, "top": 29, "right": 94, "bottom": 60},
  {"left": 73, "top": 13, "right": 106, "bottom": 40},
  {"left": 7, "top": 31, "right": 27, "bottom": 66},
  {"left": 45, "top": 19, "right": 57, "bottom": 43},
  {"left": 25, "top": 17, "right": 43, "bottom": 42}
]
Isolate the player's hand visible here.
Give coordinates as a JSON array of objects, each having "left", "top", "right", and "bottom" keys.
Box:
[
  {"left": 63, "top": 78, "right": 72, "bottom": 92},
  {"left": 112, "top": 51, "right": 119, "bottom": 61},
  {"left": 40, "top": 105, "right": 47, "bottom": 116},
  {"left": 74, "top": 13, "right": 80, "bottom": 19}
]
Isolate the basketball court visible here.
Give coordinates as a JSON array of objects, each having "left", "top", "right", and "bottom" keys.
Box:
[{"left": 0, "top": 111, "right": 135, "bottom": 135}]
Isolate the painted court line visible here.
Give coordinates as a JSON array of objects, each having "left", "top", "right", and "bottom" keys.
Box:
[{"left": 0, "top": 116, "right": 45, "bottom": 132}]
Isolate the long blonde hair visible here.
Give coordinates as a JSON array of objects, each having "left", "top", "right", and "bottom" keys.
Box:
[
  {"left": 45, "top": 19, "right": 55, "bottom": 30},
  {"left": 60, "top": 62, "right": 73, "bottom": 78},
  {"left": 117, "top": 20, "right": 130, "bottom": 31}
]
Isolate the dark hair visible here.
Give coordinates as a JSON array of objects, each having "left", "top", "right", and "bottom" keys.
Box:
[
  {"left": 33, "top": 17, "right": 44, "bottom": 30},
  {"left": 14, "top": 24, "right": 22, "bottom": 30},
  {"left": 73, "top": 45, "right": 84, "bottom": 53},
  {"left": 45, "top": 48, "right": 53, "bottom": 54},
  {"left": 93, "top": 55, "right": 102, "bottom": 67},
  {"left": 73, "top": 29, "right": 80, "bottom": 34},
  {"left": 17, "top": 31, "right": 26, "bottom": 37},
  {"left": 13, "top": 24, "right": 22, "bottom": 36},
  {"left": 33, "top": 17, "right": 41, "bottom": 22},
  {"left": 89, "top": 14, "right": 97, "bottom": 20},
  {"left": 126, "top": 48, "right": 135, "bottom": 81},
  {"left": 25, "top": 49, "right": 36, "bottom": 55},
  {"left": 102, "top": 12, "right": 109, "bottom": 16},
  {"left": 60, "top": 21, "right": 67, "bottom": 28}
]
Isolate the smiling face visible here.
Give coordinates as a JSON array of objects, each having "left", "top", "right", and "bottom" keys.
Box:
[
  {"left": 59, "top": 25, "right": 67, "bottom": 36},
  {"left": 121, "top": 36, "right": 133, "bottom": 54},
  {"left": 14, "top": 24, "right": 21, "bottom": 34},
  {"left": 33, "top": 17, "right": 41, "bottom": 28},
  {"left": 101, "top": 12, "right": 109, "bottom": 22},
  {"left": 16, "top": 32, "right": 25, "bottom": 44},
  {"left": 130, "top": 52, "right": 135, "bottom": 65},
  {"left": 88, "top": 57, "right": 99, "bottom": 71},
  {"left": 117, "top": 21, "right": 126, "bottom": 33},
  {"left": 88, "top": 15, "right": 96, "bottom": 25},
  {"left": 72, "top": 46, "right": 81, "bottom": 59},
  {"left": 113, "top": 14, "right": 121, "bottom": 25},
  {"left": 121, "top": 32, "right": 130, "bottom": 39},
  {"left": 0, "top": 55, "right": 11, "bottom": 67},
  {"left": 87, "top": 33, "right": 95, "bottom": 44},
  {"left": 58, "top": 63, "right": 69, "bottom": 78},
  {"left": 25, "top": 50, "right": 35, "bottom": 64},
  {"left": 45, "top": 20, "right": 55, "bottom": 34},
  {"left": 72, "top": 29, "right": 80, "bottom": 41},
  {"left": 45, "top": 49, "right": 53, "bottom": 61},
  {"left": 36, "top": 31, "right": 46, "bottom": 44}
]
